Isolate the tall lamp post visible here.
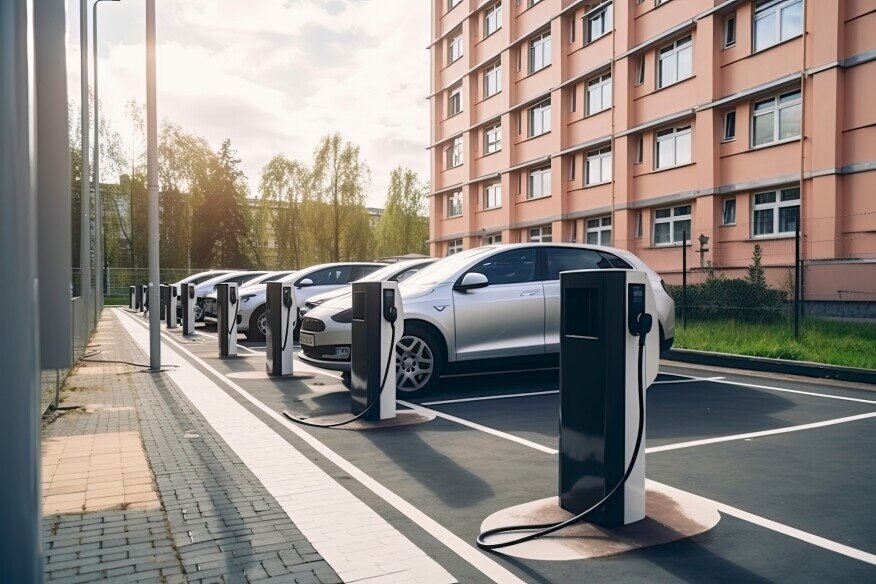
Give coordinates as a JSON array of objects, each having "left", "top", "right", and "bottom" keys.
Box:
[
  {"left": 93, "top": 0, "right": 120, "bottom": 323},
  {"left": 79, "top": 0, "right": 92, "bottom": 331},
  {"left": 146, "top": 0, "right": 160, "bottom": 370}
]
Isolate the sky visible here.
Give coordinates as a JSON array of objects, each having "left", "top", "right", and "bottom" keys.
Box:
[{"left": 65, "top": 0, "right": 431, "bottom": 208}]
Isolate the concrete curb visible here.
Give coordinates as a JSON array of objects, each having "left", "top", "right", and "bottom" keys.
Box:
[{"left": 665, "top": 348, "right": 876, "bottom": 385}]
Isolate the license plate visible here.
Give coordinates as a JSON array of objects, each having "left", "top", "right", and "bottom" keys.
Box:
[{"left": 300, "top": 332, "right": 315, "bottom": 347}]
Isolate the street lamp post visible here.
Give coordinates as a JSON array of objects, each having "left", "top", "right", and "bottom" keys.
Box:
[
  {"left": 93, "top": 0, "right": 120, "bottom": 322},
  {"left": 79, "top": 0, "right": 92, "bottom": 330},
  {"left": 146, "top": 0, "right": 161, "bottom": 370}
]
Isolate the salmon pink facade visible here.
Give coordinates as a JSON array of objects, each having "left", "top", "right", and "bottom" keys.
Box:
[{"left": 428, "top": 0, "right": 876, "bottom": 302}]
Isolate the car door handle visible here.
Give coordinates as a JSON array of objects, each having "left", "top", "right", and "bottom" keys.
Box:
[{"left": 520, "top": 289, "right": 539, "bottom": 297}]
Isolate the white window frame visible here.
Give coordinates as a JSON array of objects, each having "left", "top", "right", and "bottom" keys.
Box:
[
  {"left": 448, "top": 0, "right": 462, "bottom": 11},
  {"left": 635, "top": 56, "right": 645, "bottom": 86},
  {"left": 529, "top": 225, "right": 553, "bottom": 243},
  {"left": 485, "top": 183, "right": 502, "bottom": 209},
  {"left": 528, "top": 98, "right": 551, "bottom": 138},
  {"left": 483, "top": 60, "right": 502, "bottom": 99},
  {"left": 585, "top": 3, "right": 613, "bottom": 43},
  {"left": 722, "top": 198, "right": 737, "bottom": 225},
  {"left": 752, "top": 187, "right": 800, "bottom": 237},
  {"left": 484, "top": 2, "right": 502, "bottom": 38},
  {"left": 653, "top": 204, "right": 692, "bottom": 246},
  {"left": 446, "top": 136, "right": 463, "bottom": 169},
  {"left": 634, "top": 135, "right": 644, "bottom": 164},
  {"left": 635, "top": 211, "right": 643, "bottom": 238},
  {"left": 724, "top": 13, "right": 737, "bottom": 48},
  {"left": 657, "top": 35, "right": 692, "bottom": 89},
  {"left": 448, "top": 85, "right": 462, "bottom": 117},
  {"left": 529, "top": 31, "right": 552, "bottom": 74},
  {"left": 586, "top": 73, "right": 612, "bottom": 115},
  {"left": 527, "top": 166, "right": 551, "bottom": 200},
  {"left": 751, "top": 89, "right": 802, "bottom": 148},
  {"left": 585, "top": 147, "right": 612, "bottom": 186},
  {"left": 448, "top": 30, "right": 463, "bottom": 64},
  {"left": 654, "top": 125, "right": 692, "bottom": 169},
  {"left": 484, "top": 233, "right": 502, "bottom": 244},
  {"left": 723, "top": 110, "right": 736, "bottom": 141},
  {"left": 585, "top": 215, "right": 612, "bottom": 246},
  {"left": 447, "top": 190, "right": 463, "bottom": 218},
  {"left": 484, "top": 122, "right": 502, "bottom": 155},
  {"left": 568, "top": 155, "right": 576, "bottom": 181},
  {"left": 753, "top": 0, "right": 803, "bottom": 53},
  {"left": 447, "top": 238, "right": 463, "bottom": 255}
]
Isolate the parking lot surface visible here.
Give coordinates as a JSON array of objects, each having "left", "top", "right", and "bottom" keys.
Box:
[{"left": 118, "top": 308, "right": 876, "bottom": 583}]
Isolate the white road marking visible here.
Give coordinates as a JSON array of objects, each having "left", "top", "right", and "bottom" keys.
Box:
[
  {"left": 648, "top": 411, "right": 876, "bottom": 453},
  {"left": 421, "top": 391, "right": 559, "bottom": 406},
  {"left": 117, "top": 309, "right": 525, "bottom": 584},
  {"left": 682, "top": 375, "right": 876, "bottom": 405},
  {"left": 651, "top": 376, "right": 725, "bottom": 385}
]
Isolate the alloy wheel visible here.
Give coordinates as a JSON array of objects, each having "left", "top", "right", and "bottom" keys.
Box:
[
  {"left": 257, "top": 312, "right": 267, "bottom": 336},
  {"left": 395, "top": 334, "right": 434, "bottom": 393},
  {"left": 195, "top": 301, "right": 204, "bottom": 320}
]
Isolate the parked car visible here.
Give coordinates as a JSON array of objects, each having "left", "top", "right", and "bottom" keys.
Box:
[
  {"left": 203, "top": 271, "right": 295, "bottom": 337},
  {"left": 299, "top": 243, "right": 675, "bottom": 395},
  {"left": 211, "top": 262, "right": 386, "bottom": 341},
  {"left": 299, "top": 258, "right": 437, "bottom": 318},
  {"left": 186, "top": 270, "right": 269, "bottom": 321},
  {"left": 172, "top": 270, "right": 231, "bottom": 288}
]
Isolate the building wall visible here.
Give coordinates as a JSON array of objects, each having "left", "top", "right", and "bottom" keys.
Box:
[{"left": 428, "top": 0, "right": 876, "bottom": 300}]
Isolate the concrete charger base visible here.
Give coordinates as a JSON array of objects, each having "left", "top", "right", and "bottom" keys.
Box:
[
  {"left": 479, "top": 480, "right": 720, "bottom": 561},
  {"left": 226, "top": 371, "right": 315, "bottom": 381},
  {"left": 281, "top": 409, "right": 435, "bottom": 430}
]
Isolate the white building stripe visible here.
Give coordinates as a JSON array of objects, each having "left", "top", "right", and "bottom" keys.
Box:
[{"left": 117, "top": 309, "right": 526, "bottom": 584}]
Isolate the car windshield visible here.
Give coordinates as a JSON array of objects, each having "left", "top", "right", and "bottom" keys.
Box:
[
  {"left": 355, "top": 261, "right": 424, "bottom": 283},
  {"left": 402, "top": 247, "right": 495, "bottom": 286}
]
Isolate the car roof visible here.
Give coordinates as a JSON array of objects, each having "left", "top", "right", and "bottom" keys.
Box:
[{"left": 279, "top": 262, "right": 387, "bottom": 281}]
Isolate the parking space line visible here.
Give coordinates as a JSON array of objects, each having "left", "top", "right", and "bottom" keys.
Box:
[
  {"left": 117, "top": 309, "right": 526, "bottom": 584},
  {"left": 683, "top": 375, "right": 876, "bottom": 405},
  {"left": 399, "top": 400, "right": 558, "bottom": 455},
  {"left": 651, "top": 376, "right": 725, "bottom": 385},
  {"left": 648, "top": 411, "right": 876, "bottom": 453}
]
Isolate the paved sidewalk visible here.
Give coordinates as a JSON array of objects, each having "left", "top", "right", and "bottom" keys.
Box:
[{"left": 42, "top": 311, "right": 341, "bottom": 583}]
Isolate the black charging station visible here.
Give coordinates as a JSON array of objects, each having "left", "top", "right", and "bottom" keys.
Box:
[
  {"left": 181, "top": 283, "right": 195, "bottom": 335},
  {"left": 158, "top": 284, "right": 167, "bottom": 320},
  {"left": 135, "top": 284, "right": 145, "bottom": 312},
  {"left": 129, "top": 286, "right": 136, "bottom": 309},
  {"left": 164, "top": 284, "right": 178, "bottom": 329},
  {"left": 217, "top": 282, "right": 239, "bottom": 357},
  {"left": 266, "top": 281, "right": 296, "bottom": 376},
  {"left": 350, "top": 281, "right": 398, "bottom": 421}
]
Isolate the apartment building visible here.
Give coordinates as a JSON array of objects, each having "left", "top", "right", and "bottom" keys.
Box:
[{"left": 428, "top": 0, "right": 876, "bottom": 302}]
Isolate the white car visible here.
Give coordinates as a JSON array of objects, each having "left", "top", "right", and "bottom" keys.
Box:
[
  {"left": 189, "top": 270, "right": 269, "bottom": 321},
  {"left": 202, "top": 271, "right": 295, "bottom": 338},
  {"left": 299, "top": 243, "right": 675, "bottom": 394},
  {"left": 172, "top": 270, "right": 231, "bottom": 288}
]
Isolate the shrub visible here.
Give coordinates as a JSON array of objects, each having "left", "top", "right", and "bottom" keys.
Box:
[{"left": 665, "top": 276, "right": 788, "bottom": 323}]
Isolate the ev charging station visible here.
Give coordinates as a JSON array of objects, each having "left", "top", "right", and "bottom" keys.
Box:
[
  {"left": 265, "top": 282, "right": 296, "bottom": 377},
  {"left": 158, "top": 284, "right": 167, "bottom": 321},
  {"left": 135, "top": 284, "right": 145, "bottom": 312},
  {"left": 478, "top": 268, "right": 658, "bottom": 549},
  {"left": 129, "top": 286, "right": 136, "bottom": 309},
  {"left": 164, "top": 284, "right": 178, "bottom": 329},
  {"left": 217, "top": 282, "right": 239, "bottom": 358},
  {"left": 181, "top": 283, "right": 196, "bottom": 335}
]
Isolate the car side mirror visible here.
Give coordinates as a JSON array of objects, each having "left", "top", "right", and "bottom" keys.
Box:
[
  {"left": 297, "top": 278, "right": 314, "bottom": 288},
  {"left": 454, "top": 272, "right": 489, "bottom": 292}
]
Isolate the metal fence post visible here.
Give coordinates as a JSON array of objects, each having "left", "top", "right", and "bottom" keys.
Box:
[
  {"left": 794, "top": 214, "right": 801, "bottom": 340},
  {"left": 681, "top": 230, "right": 687, "bottom": 330}
]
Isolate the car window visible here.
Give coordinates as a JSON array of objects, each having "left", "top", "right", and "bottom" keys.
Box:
[
  {"left": 392, "top": 268, "right": 421, "bottom": 283},
  {"left": 348, "top": 265, "right": 381, "bottom": 282},
  {"left": 231, "top": 273, "right": 259, "bottom": 285},
  {"left": 191, "top": 272, "right": 223, "bottom": 285},
  {"left": 600, "top": 252, "right": 632, "bottom": 269},
  {"left": 545, "top": 248, "right": 613, "bottom": 280},
  {"left": 305, "top": 266, "right": 352, "bottom": 286},
  {"left": 468, "top": 249, "right": 537, "bottom": 285}
]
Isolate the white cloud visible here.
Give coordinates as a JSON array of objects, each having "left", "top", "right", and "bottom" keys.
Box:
[{"left": 65, "top": 0, "right": 430, "bottom": 206}]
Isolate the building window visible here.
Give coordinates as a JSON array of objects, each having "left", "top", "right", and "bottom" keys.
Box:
[
  {"left": 722, "top": 198, "right": 737, "bottom": 225},
  {"left": 586, "top": 3, "right": 612, "bottom": 43},
  {"left": 529, "top": 31, "right": 551, "bottom": 74},
  {"left": 635, "top": 56, "right": 645, "bottom": 86},
  {"left": 447, "top": 190, "right": 463, "bottom": 218},
  {"left": 447, "top": 238, "right": 463, "bottom": 255},
  {"left": 723, "top": 110, "right": 736, "bottom": 141},
  {"left": 530, "top": 225, "right": 552, "bottom": 243},
  {"left": 655, "top": 125, "right": 691, "bottom": 169},
  {"left": 653, "top": 204, "right": 691, "bottom": 245},
  {"left": 569, "top": 155, "right": 576, "bottom": 181},
  {"left": 528, "top": 0, "right": 544, "bottom": 7},
  {"left": 585, "top": 147, "right": 612, "bottom": 185},
  {"left": 752, "top": 89, "right": 801, "bottom": 147},
  {"left": 448, "top": 84, "right": 462, "bottom": 117},
  {"left": 570, "top": 85, "right": 577, "bottom": 112},
  {"left": 586, "top": 216, "right": 612, "bottom": 246},
  {"left": 484, "top": 61, "right": 501, "bottom": 99},
  {"left": 528, "top": 98, "right": 551, "bottom": 137},
  {"left": 448, "top": 0, "right": 462, "bottom": 11},
  {"left": 446, "top": 136, "right": 463, "bottom": 169},
  {"left": 634, "top": 136, "right": 644, "bottom": 164},
  {"left": 484, "top": 233, "right": 502, "bottom": 244},
  {"left": 484, "top": 2, "right": 502, "bottom": 38},
  {"left": 586, "top": 73, "right": 612, "bottom": 115},
  {"left": 528, "top": 166, "right": 551, "bottom": 199},
  {"left": 485, "top": 183, "right": 502, "bottom": 209},
  {"left": 754, "top": 0, "right": 803, "bottom": 53},
  {"left": 657, "top": 35, "right": 692, "bottom": 89},
  {"left": 724, "top": 13, "right": 737, "bottom": 48},
  {"left": 448, "top": 29, "right": 463, "bottom": 64},
  {"left": 484, "top": 122, "right": 501, "bottom": 154},
  {"left": 752, "top": 187, "right": 799, "bottom": 236},
  {"left": 635, "top": 211, "right": 643, "bottom": 238}
]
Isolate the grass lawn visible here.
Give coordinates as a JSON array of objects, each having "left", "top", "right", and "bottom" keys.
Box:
[
  {"left": 103, "top": 295, "right": 129, "bottom": 306},
  {"left": 675, "top": 317, "right": 876, "bottom": 370}
]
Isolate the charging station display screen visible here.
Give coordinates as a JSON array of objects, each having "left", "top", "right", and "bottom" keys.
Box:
[{"left": 352, "top": 291, "right": 365, "bottom": 321}]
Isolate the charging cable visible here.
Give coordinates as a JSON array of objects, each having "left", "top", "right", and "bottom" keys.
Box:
[
  {"left": 286, "top": 322, "right": 396, "bottom": 429},
  {"left": 225, "top": 295, "right": 240, "bottom": 340},
  {"left": 476, "top": 315, "right": 652, "bottom": 551}
]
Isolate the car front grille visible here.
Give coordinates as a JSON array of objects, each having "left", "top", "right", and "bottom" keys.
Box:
[{"left": 301, "top": 317, "right": 326, "bottom": 332}]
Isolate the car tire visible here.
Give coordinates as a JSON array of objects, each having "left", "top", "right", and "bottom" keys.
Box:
[
  {"left": 395, "top": 322, "right": 444, "bottom": 396},
  {"left": 247, "top": 306, "right": 267, "bottom": 342}
]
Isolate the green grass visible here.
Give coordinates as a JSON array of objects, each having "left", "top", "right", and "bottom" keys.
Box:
[
  {"left": 675, "top": 317, "right": 876, "bottom": 370},
  {"left": 103, "top": 295, "right": 129, "bottom": 306}
]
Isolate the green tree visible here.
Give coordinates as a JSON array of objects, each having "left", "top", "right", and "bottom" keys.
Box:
[
  {"left": 747, "top": 244, "right": 767, "bottom": 288},
  {"left": 259, "top": 155, "right": 309, "bottom": 269},
  {"left": 375, "top": 167, "right": 429, "bottom": 257}
]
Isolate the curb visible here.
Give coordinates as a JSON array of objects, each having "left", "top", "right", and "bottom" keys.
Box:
[{"left": 665, "top": 348, "right": 876, "bottom": 385}]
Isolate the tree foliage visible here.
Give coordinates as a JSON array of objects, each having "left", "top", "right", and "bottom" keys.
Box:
[
  {"left": 375, "top": 167, "right": 428, "bottom": 258},
  {"left": 259, "top": 154, "right": 309, "bottom": 269}
]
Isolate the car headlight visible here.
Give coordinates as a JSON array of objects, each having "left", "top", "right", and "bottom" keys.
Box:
[
  {"left": 306, "top": 299, "right": 323, "bottom": 309},
  {"left": 331, "top": 308, "right": 353, "bottom": 324}
]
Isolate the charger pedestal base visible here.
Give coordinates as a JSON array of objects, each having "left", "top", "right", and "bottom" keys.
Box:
[
  {"left": 282, "top": 409, "right": 433, "bottom": 430},
  {"left": 479, "top": 481, "right": 719, "bottom": 561}
]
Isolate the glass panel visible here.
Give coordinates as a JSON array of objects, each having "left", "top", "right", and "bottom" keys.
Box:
[
  {"left": 725, "top": 111, "right": 736, "bottom": 139},
  {"left": 678, "top": 45, "right": 692, "bottom": 80},
  {"left": 778, "top": 206, "right": 798, "bottom": 233},
  {"left": 654, "top": 223, "right": 670, "bottom": 244},
  {"left": 754, "top": 12, "right": 777, "bottom": 51},
  {"left": 780, "top": 0, "right": 803, "bottom": 41},
  {"left": 603, "top": 79, "right": 612, "bottom": 107},
  {"left": 587, "top": 158, "right": 599, "bottom": 183},
  {"left": 472, "top": 249, "right": 537, "bottom": 284},
  {"left": 754, "top": 192, "right": 776, "bottom": 205},
  {"left": 779, "top": 102, "right": 801, "bottom": 139},
  {"left": 673, "top": 219, "right": 691, "bottom": 243},
  {"left": 779, "top": 90, "right": 801, "bottom": 104},
  {"left": 659, "top": 52, "right": 676, "bottom": 87},
  {"left": 675, "top": 205, "right": 691, "bottom": 217},
  {"left": 781, "top": 187, "right": 800, "bottom": 201},
  {"left": 754, "top": 97, "right": 775, "bottom": 112},
  {"left": 753, "top": 208, "right": 774, "bottom": 235},
  {"left": 655, "top": 208, "right": 671, "bottom": 219},
  {"left": 600, "top": 229, "right": 611, "bottom": 246},
  {"left": 753, "top": 111, "right": 775, "bottom": 145},
  {"left": 586, "top": 231, "right": 599, "bottom": 245},
  {"left": 541, "top": 169, "right": 551, "bottom": 194},
  {"left": 601, "top": 155, "right": 612, "bottom": 182},
  {"left": 723, "top": 199, "right": 736, "bottom": 224},
  {"left": 676, "top": 131, "right": 691, "bottom": 164},
  {"left": 587, "top": 219, "right": 599, "bottom": 229},
  {"left": 602, "top": 216, "right": 611, "bottom": 226},
  {"left": 588, "top": 85, "right": 601, "bottom": 113},
  {"left": 657, "top": 137, "right": 675, "bottom": 167}
]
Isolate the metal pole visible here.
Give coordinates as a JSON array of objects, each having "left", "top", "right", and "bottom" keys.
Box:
[
  {"left": 146, "top": 0, "right": 161, "bottom": 370},
  {"left": 794, "top": 213, "right": 801, "bottom": 340},
  {"left": 0, "top": 0, "right": 43, "bottom": 578},
  {"left": 80, "top": 0, "right": 92, "bottom": 329},
  {"left": 681, "top": 230, "right": 687, "bottom": 330}
]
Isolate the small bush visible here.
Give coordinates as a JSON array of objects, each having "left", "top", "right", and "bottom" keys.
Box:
[{"left": 666, "top": 276, "right": 788, "bottom": 323}]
